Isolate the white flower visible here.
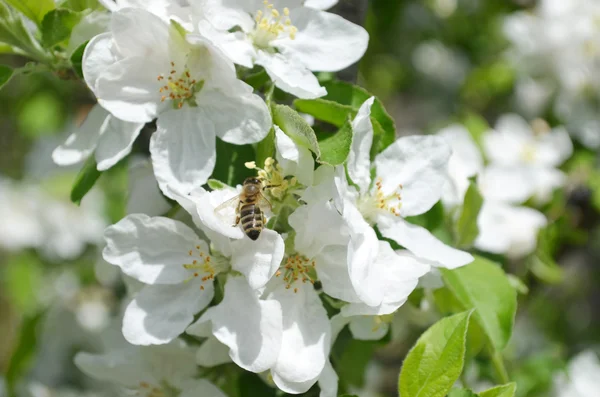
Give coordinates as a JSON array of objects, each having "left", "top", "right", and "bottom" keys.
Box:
[
  {"left": 82, "top": 8, "right": 271, "bottom": 194},
  {"left": 53, "top": 104, "right": 145, "bottom": 172},
  {"left": 75, "top": 340, "right": 227, "bottom": 397},
  {"left": 474, "top": 201, "right": 547, "bottom": 259},
  {"left": 437, "top": 124, "right": 483, "bottom": 208},
  {"left": 553, "top": 350, "right": 600, "bottom": 397},
  {"left": 339, "top": 98, "right": 473, "bottom": 270},
  {"left": 195, "top": 0, "right": 369, "bottom": 98},
  {"left": 482, "top": 113, "right": 572, "bottom": 204}
]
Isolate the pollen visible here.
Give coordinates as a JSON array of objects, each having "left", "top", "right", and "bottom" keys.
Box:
[
  {"left": 280, "top": 254, "right": 318, "bottom": 292},
  {"left": 252, "top": 1, "right": 298, "bottom": 48},
  {"left": 182, "top": 245, "right": 217, "bottom": 285},
  {"left": 357, "top": 177, "right": 403, "bottom": 222},
  {"left": 155, "top": 61, "right": 204, "bottom": 108}
]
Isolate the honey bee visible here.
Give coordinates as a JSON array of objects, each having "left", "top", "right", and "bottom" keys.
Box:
[{"left": 214, "top": 177, "right": 272, "bottom": 241}]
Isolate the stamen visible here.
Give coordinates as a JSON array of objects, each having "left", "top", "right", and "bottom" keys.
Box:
[{"left": 251, "top": 1, "right": 298, "bottom": 48}]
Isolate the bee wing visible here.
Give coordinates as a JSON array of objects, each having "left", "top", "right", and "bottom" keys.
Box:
[
  {"left": 213, "top": 194, "right": 240, "bottom": 224},
  {"left": 256, "top": 192, "right": 272, "bottom": 213}
]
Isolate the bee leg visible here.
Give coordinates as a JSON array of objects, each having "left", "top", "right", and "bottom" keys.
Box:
[{"left": 233, "top": 215, "right": 240, "bottom": 227}]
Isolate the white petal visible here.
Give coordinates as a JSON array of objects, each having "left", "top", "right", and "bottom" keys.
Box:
[
  {"left": 274, "top": 7, "right": 368, "bottom": 72},
  {"left": 194, "top": 187, "right": 245, "bottom": 240},
  {"left": 346, "top": 97, "right": 375, "bottom": 192},
  {"left": 179, "top": 379, "right": 228, "bottom": 397},
  {"left": 256, "top": 51, "right": 326, "bottom": 99},
  {"left": 536, "top": 126, "right": 573, "bottom": 167},
  {"left": 196, "top": 85, "right": 271, "bottom": 145},
  {"left": 305, "top": 0, "right": 338, "bottom": 10},
  {"left": 150, "top": 107, "right": 217, "bottom": 197},
  {"left": 268, "top": 282, "right": 330, "bottom": 387},
  {"left": 82, "top": 32, "right": 117, "bottom": 93},
  {"left": 230, "top": 229, "right": 285, "bottom": 289},
  {"left": 126, "top": 156, "right": 171, "bottom": 216},
  {"left": 195, "top": 337, "right": 232, "bottom": 367},
  {"left": 194, "top": 0, "right": 256, "bottom": 31},
  {"left": 52, "top": 104, "right": 107, "bottom": 166},
  {"left": 315, "top": 245, "right": 361, "bottom": 303},
  {"left": 110, "top": 8, "right": 170, "bottom": 58},
  {"left": 74, "top": 349, "right": 150, "bottom": 388},
  {"left": 197, "top": 20, "right": 256, "bottom": 68},
  {"left": 95, "top": 114, "right": 144, "bottom": 171},
  {"left": 195, "top": 276, "right": 283, "bottom": 373},
  {"left": 103, "top": 214, "right": 207, "bottom": 284},
  {"left": 123, "top": 280, "right": 214, "bottom": 345},
  {"left": 289, "top": 200, "right": 348, "bottom": 258},
  {"left": 438, "top": 124, "right": 483, "bottom": 177},
  {"left": 374, "top": 135, "right": 451, "bottom": 217},
  {"left": 483, "top": 114, "right": 532, "bottom": 165},
  {"left": 318, "top": 361, "right": 339, "bottom": 397},
  {"left": 275, "top": 126, "right": 315, "bottom": 186},
  {"left": 348, "top": 316, "right": 389, "bottom": 340},
  {"left": 299, "top": 164, "right": 336, "bottom": 205},
  {"left": 377, "top": 216, "right": 473, "bottom": 269},
  {"left": 478, "top": 165, "right": 535, "bottom": 204}
]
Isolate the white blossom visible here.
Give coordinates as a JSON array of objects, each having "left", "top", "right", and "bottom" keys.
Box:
[{"left": 553, "top": 350, "right": 600, "bottom": 397}]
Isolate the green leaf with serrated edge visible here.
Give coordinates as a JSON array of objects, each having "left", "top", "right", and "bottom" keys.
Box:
[
  {"left": 440, "top": 256, "right": 517, "bottom": 351},
  {"left": 0, "top": 64, "right": 14, "bottom": 88},
  {"left": 41, "top": 8, "right": 81, "bottom": 47},
  {"left": 479, "top": 383, "right": 517, "bottom": 397},
  {"left": 317, "top": 116, "right": 353, "bottom": 166},
  {"left": 448, "top": 389, "right": 478, "bottom": 397},
  {"left": 4, "top": 0, "right": 55, "bottom": 26},
  {"left": 398, "top": 310, "right": 473, "bottom": 397},
  {"left": 5, "top": 310, "right": 45, "bottom": 397},
  {"left": 272, "top": 104, "right": 320, "bottom": 156},
  {"left": 454, "top": 179, "right": 484, "bottom": 248},
  {"left": 70, "top": 39, "right": 88, "bottom": 78},
  {"left": 207, "top": 179, "right": 228, "bottom": 190},
  {"left": 71, "top": 155, "right": 102, "bottom": 205},
  {"left": 255, "top": 127, "right": 275, "bottom": 168}
]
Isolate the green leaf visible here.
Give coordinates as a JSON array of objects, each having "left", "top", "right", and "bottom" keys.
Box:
[
  {"left": 4, "top": 0, "right": 55, "bottom": 26},
  {"left": 255, "top": 127, "right": 275, "bottom": 168},
  {"left": 398, "top": 310, "right": 473, "bottom": 397},
  {"left": 238, "top": 371, "right": 276, "bottom": 397},
  {"left": 294, "top": 80, "right": 395, "bottom": 154},
  {"left": 448, "top": 389, "right": 479, "bottom": 397},
  {"left": 272, "top": 104, "right": 320, "bottom": 156},
  {"left": 460, "top": 112, "right": 489, "bottom": 151},
  {"left": 479, "top": 383, "right": 517, "bottom": 397},
  {"left": 207, "top": 179, "right": 228, "bottom": 190},
  {"left": 212, "top": 139, "right": 255, "bottom": 186},
  {"left": 317, "top": 116, "right": 353, "bottom": 166},
  {"left": 41, "top": 8, "right": 81, "bottom": 48},
  {"left": 440, "top": 256, "right": 517, "bottom": 351},
  {"left": 454, "top": 179, "right": 484, "bottom": 248},
  {"left": 0, "top": 64, "right": 14, "bottom": 88},
  {"left": 71, "top": 155, "right": 102, "bottom": 205},
  {"left": 70, "top": 39, "right": 88, "bottom": 78},
  {"left": 5, "top": 310, "right": 45, "bottom": 397},
  {"left": 528, "top": 225, "right": 564, "bottom": 284}
]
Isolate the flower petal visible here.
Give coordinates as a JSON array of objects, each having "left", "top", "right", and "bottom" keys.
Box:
[
  {"left": 191, "top": 276, "right": 283, "bottom": 373},
  {"left": 348, "top": 316, "right": 389, "bottom": 340},
  {"left": 103, "top": 214, "right": 207, "bottom": 284},
  {"left": 194, "top": 187, "right": 245, "bottom": 240},
  {"left": 110, "top": 8, "right": 170, "bottom": 58},
  {"left": 318, "top": 361, "right": 338, "bottom": 397},
  {"left": 195, "top": 337, "right": 232, "bottom": 367},
  {"left": 255, "top": 51, "right": 326, "bottom": 99},
  {"left": 196, "top": 21, "right": 256, "bottom": 68},
  {"left": 95, "top": 114, "right": 144, "bottom": 171},
  {"left": 268, "top": 281, "right": 330, "bottom": 386},
  {"left": 377, "top": 216, "right": 473, "bottom": 269},
  {"left": 304, "top": 0, "right": 338, "bottom": 10},
  {"left": 150, "top": 107, "right": 217, "bottom": 198},
  {"left": 196, "top": 84, "right": 271, "bottom": 145},
  {"left": 123, "top": 280, "right": 214, "bottom": 345},
  {"left": 536, "top": 126, "right": 573, "bottom": 167},
  {"left": 275, "top": 126, "right": 315, "bottom": 186},
  {"left": 274, "top": 7, "right": 368, "bottom": 72},
  {"left": 483, "top": 114, "right": 532, "bottom": 165},
  {"left": 74, "top": 349, "right": 150, "bottom": 388},
  {"left": 52, "top": 104, "right": 107, "bottom": 167},
  {"left": 374, "top": 135, "right": 451, "bottom": 217},
  {"left": 230, "top": 229, "right": 285, "bottom": 289},
  {"left": 315, "top": 245, "right": 361, "bottom": 303},
  {"left": 347, "top": 97, "right": 375, "bottom": 192},
  {"left": 126, "top": 156, "right": 171, "bottom": 216},
  {"left": 478, "top": 165, "right": 536, "bottom": 204},
  {"left": 82, "top": 32, "right": 117, "bottom": 93}
]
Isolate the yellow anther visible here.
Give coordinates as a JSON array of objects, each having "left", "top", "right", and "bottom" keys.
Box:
[
  {"left": 283, "top": 7, "right": 289, "bottom": 16},
  {"left": 271, "top": 9, "right": 279, "bottom": 17},
  {"left": 245, "top": 161, "right": 257, "bottom": 169}
]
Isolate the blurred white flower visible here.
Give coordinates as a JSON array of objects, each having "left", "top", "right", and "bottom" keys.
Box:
[
  {"left": 554, "top": 350, "right": 600, "bottom": 397},
  {"left": 412, "top": 40, "right": 468, "bottom": 88},
  {"left": 126, "top": 156, "right": 171, "bottom": 216},
  {"left": 195, "top": 0, "right": 369, "bottom": 98},
  {"left": 82, "top": 8, "right": 271, "bottom": 194}
]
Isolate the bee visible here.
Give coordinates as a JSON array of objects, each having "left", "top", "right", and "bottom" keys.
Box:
[{"left": 214, "top": 177, "right": 272, "bottom": 241}]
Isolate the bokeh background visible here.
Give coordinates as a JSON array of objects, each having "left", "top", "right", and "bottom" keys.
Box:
[{"left": 1, "top": 0, "right": 600, "bottom": 396}]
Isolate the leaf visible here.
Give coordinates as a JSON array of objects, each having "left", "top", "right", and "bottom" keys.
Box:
[
  {"left": 0, "top": 64, "right": 14, "bottom": 88},
  {"left": 460, "top": 112, "right": 489, "bottom": 151},
  {"left": 454, "top": 179, "right": 484, "bottom": 248},
  {"left": 398, "top": 310, "right": 473, "bottom": 397},
  {"left": 238, "top": 371, "right": 276, "bottom": 397},
  {"left": 440, "top": 256, "right": 517, "bottom": 352},
  {"left": 207, "top": 179, "right": 228, "bottom": 190},
  {"left": 70, "top": 39, "right": 88, "bottom": 78},
  {"left": 4, "top": 0, "right": 55, "bottom": 26},
  {"left": 41, "top": 8, "right": 81, "bottom": 48},
  {"left": 479, "top": 383, "right": 517, "bottom": 397},
  {"left": 212, "top": 138, "right": 255, "bottom": 186},
  {"left": 70, "top": 155, "right": 102, "bottom": 205},
  {"left": 5, "top": 310, "right": 45, "bottom": 397},
  {"left": 272, "top": 104, "right": 320, "bottom": 156},
  {"left": 448, "top": 389, "right": 479, "bottom": 397},
  {"left": 528, "top": 225, "right": 564, "bottom": 284},
  {"left": 294, "top": 80, "right": 395, "bottom": 154},
  {"left": 255, "top": 127, "right": 275, "bottom": 168},
  {"left": 317, "top": 116, "right": 353, "bottom": 166}
]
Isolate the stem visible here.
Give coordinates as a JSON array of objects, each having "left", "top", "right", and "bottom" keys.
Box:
[{"left": 490, "top": 350, "right": 510, "bottom": 384}]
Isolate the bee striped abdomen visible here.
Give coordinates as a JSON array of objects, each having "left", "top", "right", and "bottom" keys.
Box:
[{"left": 240, "top": 203, "right": 263, "bottom": 240}]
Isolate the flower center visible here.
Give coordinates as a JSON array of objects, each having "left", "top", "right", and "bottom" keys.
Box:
[
  {"left": 357, "top": 177, "right": 403, "bottom": 222},
  {"left": 251, "top": 1, "right": 298, "bottom": 49},
  {"left": 157, "top": 61, "right": 204, "bottom": 109},
  {"left": 136, "top": 381, "right": 178, "bottom": 397},
  {"left": 182, "top": 244, "right": 223, "bottom": 289},
  {"left": 275, "top": 254, "right": 317, "bottom": 293},
  {"left": 246, "top": 157, "right": 297, "bottom": 200}
]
